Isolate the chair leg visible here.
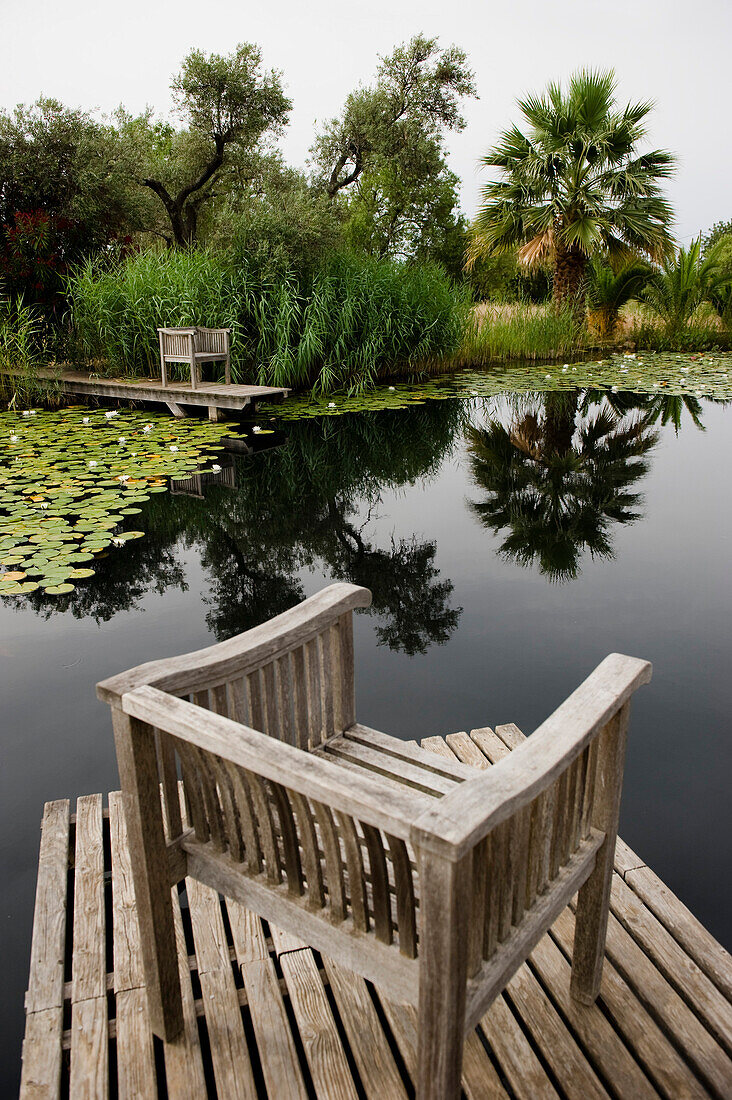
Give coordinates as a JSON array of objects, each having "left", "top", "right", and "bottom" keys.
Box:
[
  {"left": 416, "top": 851, "right": 471, "bottom": 1100},
  {"left": 190, "top": 353, "right": 197, "bottom": 390},
  {"left": 571, "top": 702, "right": 630, "bottom": 1004},
  {"left": 111, "top": 707, "right": 184, "bottom": 1040},
  {"left": 224, "top": 352, "right": 231, "bottom": 385}
]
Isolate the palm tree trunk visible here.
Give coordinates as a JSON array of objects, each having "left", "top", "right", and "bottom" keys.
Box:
[{"left": 553, "top": 245, "right": 587, "bottom": 315}]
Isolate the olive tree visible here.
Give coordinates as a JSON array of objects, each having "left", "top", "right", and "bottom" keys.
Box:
[{"left": 140, "top": 44, "right": 291, "bottom": 247}]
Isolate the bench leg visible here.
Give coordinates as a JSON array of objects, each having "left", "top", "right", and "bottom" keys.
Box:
[
  {"left": 416, "top": 851, "right": 471, "bottom": 1100},
  {"left": 571, "top": 702, "right": 631, "bottom": 1004},
  {"left": 190, "top": 353, "right": 197, "bottom": 391}
]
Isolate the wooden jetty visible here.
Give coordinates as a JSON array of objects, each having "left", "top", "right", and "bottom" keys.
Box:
[
  {"left": 20, "top": 725, "right": 732, "bottom": 1099},
  {"left": 11, "top": 367, "right": 289, "bottom": 420}
]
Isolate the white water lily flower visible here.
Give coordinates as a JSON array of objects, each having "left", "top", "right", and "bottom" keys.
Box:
[
  {"left": 562, "top": 366, "right": 568, "bottom": 372},
  {"left": 10, "top": 434, "right": 18, "bottom": 442},
  {"left": 544, "top": 374, "right": 551, "bottom": 379},
  {"left": 105, "top": 410, "right": 118, "bottom": 418},
  {"left": 388, "top": 386, "right": 396, "bottom": 391},
  {"left": 117, "top": 474, "right": 130, "bottom": 482},
  {"left": 112, "top": 536, "right": 125, "bottom": 547},
  {"left": 328, "top": 402, "right": 336, "bottom": 408},
  {"left": 39, "top": 502, "right": 49, "bottom": 509},
  {"left": 252, "top": 426, "right": 262, "bottom": 433},
  {"left": 118, "top": 437, "right": 126, "bottom": 444},
  {"left": 142, "top": 424, "right": 153, "bottom": 433},
  {"left": 169, "top": 445, "right": 179, "bottom": 452},
  {"left": 611, "top": 386, "right": 618, "bottom": 392},
  {"left": 89, "top": 461, "right": 98, "bottom": 468},
  {"left": 212, "top": 464, "right": 222, "bottom": 473},
  {"left": 83, "top": 417, "right": 90, "bottom": 424}
]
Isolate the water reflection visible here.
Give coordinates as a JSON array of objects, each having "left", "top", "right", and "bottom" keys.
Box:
[
  {"left": 467, "top": 390, "right": 660, "bottom": 582},
  {"left": 3, "top": 388, "right": 714, "bottom": 625}
]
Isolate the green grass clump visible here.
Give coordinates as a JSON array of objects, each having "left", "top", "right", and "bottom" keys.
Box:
[
  {"left": 0, "top": 294, "right": 59, "bottom": 408},
  {"left": 449, "top": 301, "right": 588, "bottom": 367},
  {"left": 67, "top": 249, "right": 470, "bottom": 394}
]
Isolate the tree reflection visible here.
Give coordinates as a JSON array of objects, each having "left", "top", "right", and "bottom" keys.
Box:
[
  {"left": 12, "top": 401, "right": 465, "bottom": 653},
  {"left": 467, "top": 390, "right": 659, "bottom": 582}
]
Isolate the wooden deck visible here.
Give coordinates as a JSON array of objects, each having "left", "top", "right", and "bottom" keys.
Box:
[
  {"left": 20, "top": 725, "right": 732, "bottom": 1099},
  {"left": 14, "top": 368, "right": 289, "bottom": 420}
]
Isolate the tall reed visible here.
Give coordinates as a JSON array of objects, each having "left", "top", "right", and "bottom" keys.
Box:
[
  {"left": 0, "top": 294, "right": 58, "bottom": 407},
  {"left": 67, "top": 249, "right": 470, "bottom": 393},
  {"left": 449, "top": 300, "right": 588, "bottom": 367}
]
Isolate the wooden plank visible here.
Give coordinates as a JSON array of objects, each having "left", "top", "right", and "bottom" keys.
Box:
[
  {"left": 323, "top": 736, "right": 457, "bottom": 795},
  {"left": 163, "top": 888, "right": 208, "bottom": 1099},
  {"left": 624, "top": 863, "right": 732, "bottom": 1001},
  {"left": 242, "top": 957, "right": 308, "bottom": 1099},
  {"left": 323, "top": 959, "right": 408, "bottom": 1100},
  {"left": 446, "top": 731, "right": 491, "bottom": 769},
  {"left": 109, "top": 791, "right": 157, "bottom": 1097},
  {"left": 19, "top": 1007, "right": 63, "bottom": 1100},
  {"left": 609, "top": 871, "right": 732, "bottom": 1056},
  {"left": 279, "top": 949, "right": 359, "bottom": 1100},
  {"left": 270, "top": 924, "right": 308, "bottom": 956},
  {"left": 504, "top": 963, "right": 610, "bottom": 1100},
  {"left": 480, "top": 994, "right": 561, "bottom": 1099},
  {"left": 69, "top": 998, "right": 109, "bottom": 1100},
  {"left": 379, "top": 996, "right": 508, "bottom": 1100},
  {"left": 186, "top": 877, "right": 258, "bottom": 1100},
  {"left": 24, "top": 800, "right": 70, "bottom": 1014},
  {"left": 115, "top": 988, "right": 157, "bottom": 1100},
  {"left": 349, "top": 724, "right": 476, "bottom": 781},
  {"left": 552, "top": 908, "right": 710, "bottom": 1100},
  {"left": 470, "top": 727, "right": 511, "bottom": 763},
  {"left": 69, "top": 794, "right": 108, "bottom": 1099},
  {"left": 528, "top": 931, "right": 661, "bottom": 1100},
  {"left": 226, "top": 900, "right": 269, "bottom": 963}
]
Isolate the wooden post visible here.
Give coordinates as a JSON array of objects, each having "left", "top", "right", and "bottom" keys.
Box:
[
  {"left": 570, "top": 701, "right": 631, "bottom": 1005},
  {"left": 224, "top": 330, "right": 231, "bottom": 385},
  {"left": 189, "top": 331, "right": 197, "bottom": 391},
  {"left": 158, "top": 330, "right": 168, "bottom": 388},
  {"left": 416, "top": 849, "right": 471, "bottom": 1100},
  {"left": 111, "top": 707, "right": 184, "bottom": 1040}
]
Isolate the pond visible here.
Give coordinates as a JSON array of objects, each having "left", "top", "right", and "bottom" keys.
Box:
[{"left": 2, "top": 364, "right": 731, "bottom": 1088}]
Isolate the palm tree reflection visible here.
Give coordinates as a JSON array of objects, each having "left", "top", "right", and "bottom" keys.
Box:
[{"left": 467, "top": 390, "right": 659, "bottom": 582}]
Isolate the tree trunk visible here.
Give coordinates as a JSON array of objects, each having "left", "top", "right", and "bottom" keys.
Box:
[{"left": 553, "top": 244, "right": 587, "bottom": 315}]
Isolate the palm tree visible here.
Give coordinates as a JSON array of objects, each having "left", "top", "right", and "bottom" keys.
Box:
[
  {"left": 641, "top": 237, "right": 732, "bottom": 334},
  {"left": 586, "top": 257, "right": 651, "bottom": 339},
  {"left": 468, "top": 70, "right": 675, "bottom": 308}
]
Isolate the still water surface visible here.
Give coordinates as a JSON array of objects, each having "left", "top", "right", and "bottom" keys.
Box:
[{"left": 2, "top": 388, "right": 731, "bottom": 1086}]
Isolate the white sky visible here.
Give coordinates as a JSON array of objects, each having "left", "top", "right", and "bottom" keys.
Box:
[{"left": 1, "top": 0, "right": 729, "bottom": 242}]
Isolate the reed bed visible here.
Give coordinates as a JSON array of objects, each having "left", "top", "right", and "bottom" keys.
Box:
[
  {"left": 448, "top": 300, "right": 589, "bottom": 366},
  {"left": 67, "top": 249, "right": 470, "bottom": 393}
]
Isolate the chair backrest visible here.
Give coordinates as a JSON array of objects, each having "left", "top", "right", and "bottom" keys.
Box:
[
  {"left": 158, "top": 328, "right": 196, "bottom": 360},
  {"left": 194, "top": 327, "right": 230, "bottom": 354}
]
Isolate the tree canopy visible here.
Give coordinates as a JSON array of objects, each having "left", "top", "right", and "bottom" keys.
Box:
[{"left": 137, "top": 43, "right": 291, "bottom": 247}]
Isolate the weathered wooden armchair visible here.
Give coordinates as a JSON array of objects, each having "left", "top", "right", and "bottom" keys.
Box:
[
  {"left": 97, "top": 584, "right": 651, "bottom": 1100},
  {"left": 157, "top": 327, "right": 231, "bottom": 390}
]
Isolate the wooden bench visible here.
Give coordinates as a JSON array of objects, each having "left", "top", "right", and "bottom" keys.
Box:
[
  {"left": 97, "top": 584, "right": 652, "bottom": 1100},
  {"left": 157, "top": 327, "right": 231, "bottom": 390}
]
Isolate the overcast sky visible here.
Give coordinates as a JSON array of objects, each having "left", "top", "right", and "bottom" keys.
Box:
[{"left": 1, "top": 0, "right": 729, "bottom": 242}]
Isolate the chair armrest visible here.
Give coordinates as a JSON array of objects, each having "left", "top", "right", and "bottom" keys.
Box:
[{"left": 411, "top": 653, "right": 652, "bottom": 860}]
